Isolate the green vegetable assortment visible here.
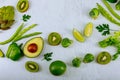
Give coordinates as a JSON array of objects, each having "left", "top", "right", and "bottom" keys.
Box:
[{"left": 1, "top": 0, "right": 120, "bottom": 77}]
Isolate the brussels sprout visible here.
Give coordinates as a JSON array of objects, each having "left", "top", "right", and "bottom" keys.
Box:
[
  {"left": 89, "top": 8, "right": 99, "bottom": 20},
  {"left": 83, "top": 53, "right": 94, "bottom": 63}
]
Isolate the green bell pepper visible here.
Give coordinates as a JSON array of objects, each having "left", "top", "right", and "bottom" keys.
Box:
[{"left": 6, "top": 42, "right": 23, "bottom": 61}]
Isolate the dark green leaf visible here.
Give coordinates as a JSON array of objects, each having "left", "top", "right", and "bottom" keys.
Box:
[
  {"left": 22, "top": 14, "right": 31, "bottom": 22},
  {"left": 96, "top": 24, "right": 110, "bottom": 36},
  {"left": 43, "top": 52, "right": 53, "bottom": 61}
]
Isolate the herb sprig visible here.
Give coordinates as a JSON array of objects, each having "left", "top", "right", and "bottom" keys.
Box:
[
  {"left": 43, "top": 52, "right": 53, "bottom": 61},
  {"left": 96, "top": 24, "right": 110, "bottom": 36},
  {"left": 22, "top": 14, "right": 31, "bottom": 22}
]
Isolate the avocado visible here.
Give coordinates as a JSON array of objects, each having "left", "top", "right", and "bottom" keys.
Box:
[
  {"left": 17, "top": 0, "right": 29, "bottom": 13},
  {"left": 25, "top": 61, "right": 39, "bottom": 72},
  {"left": 23, "top": 37, "right": 44, "bottom": 58}
]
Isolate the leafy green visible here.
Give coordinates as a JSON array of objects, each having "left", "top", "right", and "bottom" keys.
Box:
[
  {"left": 98, "top": 31, "right": 120, "bottom": 60},
  {"left": 0, "top": 6, "right": 15, "bottom": 30},
  {"left": 96, "top": 24, "right": 110, "bottom": 36},
  {"left": 22, "top": 14, "right": 31, "bottom": 22},
  {"left": 43, "top": 52, "right": 53, "bottom": 61}
]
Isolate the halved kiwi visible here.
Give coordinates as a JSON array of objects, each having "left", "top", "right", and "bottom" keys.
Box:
[
  {"left": 96, "top": 51, "right": 111, "bottom": 65},
  {"left": 17, "top": 0, "right": 29, "bottom": 13},
  {"left": 25, "top": 61, "right": 39, "bottom": 72},
  {"left": 48, "top": 32, "right": 62, "bottom": 46}
]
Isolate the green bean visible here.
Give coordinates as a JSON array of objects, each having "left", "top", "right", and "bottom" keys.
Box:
[
  {"left": 0, "top": 23, "right": 24, "bottom": 45},
  {"left": 102, "top": 0, "right": 120, "bottom": 20},
  {"left": 97, "top": 3, "right": 120, "bottom": 26},
  {"left": 13, "top": 24, "right": 37, "bottom": 41},
  {"left": 13, "top": 32, "right": 42, "bottom": 42}
]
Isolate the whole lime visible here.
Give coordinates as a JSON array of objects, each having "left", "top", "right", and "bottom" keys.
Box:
[{"left": 49, "top": 60, "right": 67, "bottom": 76}]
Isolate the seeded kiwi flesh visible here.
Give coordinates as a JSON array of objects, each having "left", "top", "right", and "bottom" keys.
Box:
[
  {"left": 17, "top": 0, "right": 29, "bottom": 13},
  {"left": 25, "top": 61, "right": 39, "bottom": 72},
  {"left": 48, "top": 32, "right": 62, "bottom": 46},
  {"left": 96, "top": 51, "right": 111, "bottom": 65}
]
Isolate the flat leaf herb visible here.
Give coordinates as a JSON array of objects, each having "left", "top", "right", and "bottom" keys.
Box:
[
  {"left": 43, "top": 52, "right": 53, "bottom": 61},
  {"left": 96, "top": 24, "right": 110, "bottom": 36},
  {"left": 22, "top": 14, "right": 31, "bottom": 22}
]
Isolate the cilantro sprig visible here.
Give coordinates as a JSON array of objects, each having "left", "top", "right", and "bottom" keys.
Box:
[
  {"left": 43, "top": 52, "right": 53, "bottom": 61},
  {"left": 96, "top": 24, "right": 110, "bottom": 36},
  {"left": 22, "top": 14, "right": 31, "bottom": 22}
]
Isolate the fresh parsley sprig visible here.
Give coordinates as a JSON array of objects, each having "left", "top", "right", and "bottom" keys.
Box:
[
  {"left": 43, "top": 52, "right": 53, "bottom": 61},
  {"left": 22, "top": 14, "right": 31, "bottom": 22},
  {"left": 96, "top": 24, "right": 110, "bottom": 36}
]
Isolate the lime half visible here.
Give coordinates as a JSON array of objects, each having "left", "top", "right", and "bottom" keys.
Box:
[
  {"left": 0, "top": 49, "right": 4, "bottom": 57},
  {"left": 84, "top": 22, "right": 93, "bottom": 37},
  {"left": 73, "top": 28, "right": 85, "bottom": 42}
]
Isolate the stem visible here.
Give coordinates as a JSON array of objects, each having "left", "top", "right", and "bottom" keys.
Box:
[{"left": 110, "top": 29, "right": 119, "bottom": 31}]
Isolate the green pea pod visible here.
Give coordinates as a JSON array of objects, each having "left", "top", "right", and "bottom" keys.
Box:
[
  {"left": 6, "top": 42, "right": 23, "bottom": 61},
  {"left": 102, "top": 0, "right": 120, "bottom": 20},
  {"left": 97, "top": 3, "right": 120, "bottom": 26}
]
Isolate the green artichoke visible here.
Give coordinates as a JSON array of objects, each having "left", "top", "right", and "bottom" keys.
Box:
[{"left": 0, "top": 6, "right": 15, "bottom": 30}]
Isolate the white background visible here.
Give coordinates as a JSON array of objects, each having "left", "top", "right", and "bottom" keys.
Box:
[{"left": 0, "top": 0, "right": 120, "bottom": 80}]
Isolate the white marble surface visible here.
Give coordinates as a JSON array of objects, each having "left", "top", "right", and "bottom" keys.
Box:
[{"left": 0, "top": 0, "right": 120, "bottom": 80}]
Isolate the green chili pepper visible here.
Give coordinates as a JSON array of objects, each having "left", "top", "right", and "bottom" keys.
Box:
[
  {"left": 97, "top": 3, "right": 120, "bottom": 26},
  {"left": 102, "top": 0, "right": 120, "bottom": 20},
  {"left": 6, "top": 42, "right": 23, "bottom": 61}
]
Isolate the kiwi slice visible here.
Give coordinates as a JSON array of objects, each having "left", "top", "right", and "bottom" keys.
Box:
[
  {"left": 96, "top": 51, "right": 111, "bottom": 65},
  {"left": 48, "top": 32, "right": 62, "bottom": 46},
  {"left": 25, "top": 61, "right": 39, "bottom": 72},
  {"left": 17, "top": 0, "right": 29, "bottom": 13}
]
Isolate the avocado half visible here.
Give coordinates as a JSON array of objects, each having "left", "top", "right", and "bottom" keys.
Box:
[{"left": 23, "top": 37, "right": 44, "bottom": 58}]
